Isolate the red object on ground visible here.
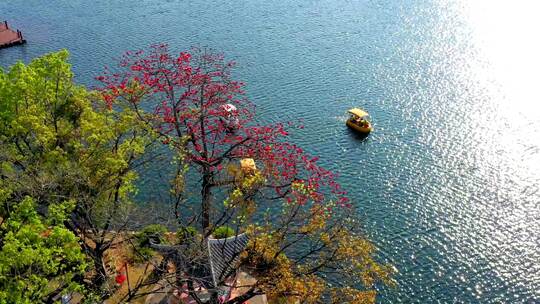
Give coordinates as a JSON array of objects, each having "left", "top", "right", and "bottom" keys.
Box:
[
  {"left": 115, "top": 272, "right": 127, "bottom": 285},
  {"left": 0, "top": 21, "right": 26, "bottom": 49}
]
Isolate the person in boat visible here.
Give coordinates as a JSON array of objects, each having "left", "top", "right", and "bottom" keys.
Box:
[
  {"left": 355, "top": 116, "right": 369, "bottom": 128},
  {"left": 220, "top": 103, "right": 240, "bottom": 133}
]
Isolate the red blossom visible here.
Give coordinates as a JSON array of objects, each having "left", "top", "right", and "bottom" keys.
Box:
[
  {"left": 96, "top": 45, "right": 352, "bottom": 214},
  {"left": 115, "top": 272, "right": 127, "bottom": 285}
]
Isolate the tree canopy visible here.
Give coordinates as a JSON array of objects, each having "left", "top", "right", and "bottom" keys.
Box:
[
  {"left": 0, "top": 196, "right": 86, "bottom": 303},
  {"left": 0, "top": 48, "right": 393, "bottom": 303},
  {"left": 0, "top": 50, "right": 154, "bottom": 301},
  {"left": 97, "top": 45, "right": 394, "bottom": 303}
]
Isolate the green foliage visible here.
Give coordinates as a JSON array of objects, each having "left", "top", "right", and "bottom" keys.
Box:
[
  {"left": 80, "top": 292, "right": 103, "bottom": 304},
  {"left": 213, "top": 226, "right": 235, "bottom": 239},
  {"left": 0, "top": 50, "right": 155, "bottom": 300},
  {"left": 131, "top": 224, "right": 168, "bottom": 263},
  {"left": 0, "top": 196, "right": 86, "bottom": 303},
  {"left": 177, "top": 225, "right": 198, "bottom": 244},
  {"left": 131, "top": 246, "right": 155, "bottom": 263},
  {"left": 0, "top": 49, "right": 151, "bottom": 229},
  {"left": 47, "top": 199, "right": 76, "bottom": 225},
  {"left": 136, "top": 224, "right": 168, "bottom": 246}
]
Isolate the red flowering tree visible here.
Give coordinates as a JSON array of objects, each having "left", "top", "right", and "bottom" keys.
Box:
[
  {"left": 97, "top": 45, "right": 392, "bottom": 303},
  {"left": 97, "top": 45, "right": 349, "bottom": 231}
]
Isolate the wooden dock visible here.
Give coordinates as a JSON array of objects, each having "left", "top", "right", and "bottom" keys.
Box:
[{"left": 0, "top": 21, "right": 26, "bottom": 49}]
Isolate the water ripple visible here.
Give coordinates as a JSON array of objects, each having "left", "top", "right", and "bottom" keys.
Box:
[{"left": 2, "top": 0, "right": 540, "bottom": 302}]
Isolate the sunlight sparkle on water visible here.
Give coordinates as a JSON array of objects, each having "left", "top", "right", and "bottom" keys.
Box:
[
  {"left": 452, "top": 0, "right": 540, "bottom": 295},
  {"left": 463, "top": 0, "right": 540, "bottom": 112},
  {"left": 461, "top": 0, "right": 540, "bottom": 174}
]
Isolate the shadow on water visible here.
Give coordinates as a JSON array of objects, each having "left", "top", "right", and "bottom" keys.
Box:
[{"left": 346, "top": 128, "right": 371, "bottom": 142}]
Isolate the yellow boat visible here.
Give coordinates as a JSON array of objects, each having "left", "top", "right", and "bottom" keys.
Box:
[{"left": 346, "top": 108, "right": 373, "bottom": 134}]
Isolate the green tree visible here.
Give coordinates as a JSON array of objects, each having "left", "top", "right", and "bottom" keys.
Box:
[
  {"left": 0, "top": 50, "right": 156, "bottom": 299},
  {"left": 0, "top": 195, "right": 86, "bottom": 303}
]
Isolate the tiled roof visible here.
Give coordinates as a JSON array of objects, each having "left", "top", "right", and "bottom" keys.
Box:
[{"left": 207, "top": 233, "right": 249, "bottom": 286}]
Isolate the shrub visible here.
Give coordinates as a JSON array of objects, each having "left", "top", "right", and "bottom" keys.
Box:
[
  {"left": 177, "top": 226, "right": 198, "bottom": 244},
  {"left": 130, "top": 224, "right": 168, "bottom": 262},
  {"left": 213, "top": 226, "right": 235, "bottom": 239},
  {"left": 136, "top": 224, "right": 168, "bottom": 247},
  {"left": 132, "top": 246, "right": 155, "bottom": 263}
]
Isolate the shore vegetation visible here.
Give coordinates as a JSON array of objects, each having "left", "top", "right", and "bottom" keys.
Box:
[{"left": 0, "top": 48, "right": 393, "bottom": 304}]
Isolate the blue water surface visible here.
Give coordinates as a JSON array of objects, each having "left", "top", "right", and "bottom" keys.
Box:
[{"left": 2, "top": 0, "right": 539, "bottom": 302}]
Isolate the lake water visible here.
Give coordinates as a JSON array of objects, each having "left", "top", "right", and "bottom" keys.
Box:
[{"left": 2, "top": 0, "right": 539, "bottom": 302}]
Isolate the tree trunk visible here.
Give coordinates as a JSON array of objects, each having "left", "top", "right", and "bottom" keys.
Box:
[
  {"left": 92, "top": 245, "right": 109, "bottom": 288},
  {"left": 201, "top": 171, "right": 212, "bottom": 231}
]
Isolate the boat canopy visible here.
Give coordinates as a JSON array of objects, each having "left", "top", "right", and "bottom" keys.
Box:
[
  {"left": 222, "top": 103, "right": 237, "bottom": 112},
  {"left": 348, "top": 108, "right": 369, "bottom": 118}
]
